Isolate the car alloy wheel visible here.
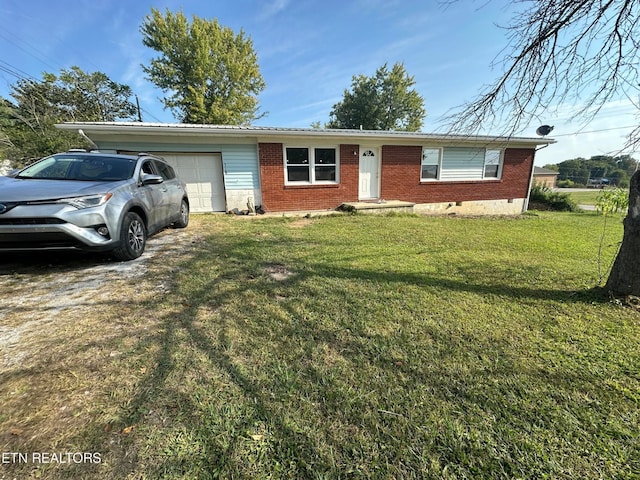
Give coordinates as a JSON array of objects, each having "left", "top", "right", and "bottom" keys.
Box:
[
  {"left": 112, "top": 212, "right": 147, "bottom": 261},
  {"left": 180, "top": 202, "right": 188, "bottom": 225},
  {"left": 173, "top": 199, "right": 189, "bottom": 229},
  {"left": 127, "top": 217, "right": 145, "bottom": 253}
]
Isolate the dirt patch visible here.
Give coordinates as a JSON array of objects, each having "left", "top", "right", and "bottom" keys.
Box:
[
  {"left": 0, "top": 221, "right": 210, "bottom": 477},
  {"left": 288, "top": 218, "right": 315, "bottom": 229},
  {"left": 264, "top": 264, "right": 295, "bottom": 281},
  {"left": 0, "top": 225, "right": 205, "bottom": 370}
]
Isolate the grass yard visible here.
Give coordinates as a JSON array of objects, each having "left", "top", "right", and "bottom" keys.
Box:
[
  {"left": 1, "top": 211, "right": 639, "bottom": 479},
  {"left": 564, "top": 189, "right": 603, "bottom": 206}
]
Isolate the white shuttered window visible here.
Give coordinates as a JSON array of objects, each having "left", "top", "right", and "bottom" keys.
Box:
[{"left": 421, "top": 147, "right": 503, "bottom": 181}]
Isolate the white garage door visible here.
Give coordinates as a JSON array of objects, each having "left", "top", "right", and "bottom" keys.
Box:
[{"left": 161, "top": 153, "right": 226, "bottom": 212}]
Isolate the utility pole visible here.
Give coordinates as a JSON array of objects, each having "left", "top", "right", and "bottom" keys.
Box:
[{"left": 135, "top": 95, "right": 143, "bottom": 122}]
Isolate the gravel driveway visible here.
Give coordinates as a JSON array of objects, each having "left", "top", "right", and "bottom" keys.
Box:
[{"left": 0, "top": 226, "right": 204, "bottom": 369}]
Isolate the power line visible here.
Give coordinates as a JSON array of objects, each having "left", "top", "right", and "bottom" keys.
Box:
[
  {"left": 0, "top": 30, "right": 60, "bottom": 72},
  {"left": 139, "top": 105, "right": 165, "bottom": 123},
  {"left": 0, "top": 59, "right": 35, "bottom": 81},
  {"left": 553, "top": 125, "right": 638, "bottom": 137}
]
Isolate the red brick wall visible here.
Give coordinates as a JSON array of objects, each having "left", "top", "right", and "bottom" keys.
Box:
[
  {"left": 258, "top": 143, "right": 535, "bottom": 212},
  {"left": 380, "top": 146, "right": 534, "bottom": 203},
  {"left": 258, "top": 143, "right": 359, "bottom": 212}
]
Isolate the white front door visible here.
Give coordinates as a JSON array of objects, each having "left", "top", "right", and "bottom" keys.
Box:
[{"left": 359, "top": 147, "right": 379, "bottom": 200}]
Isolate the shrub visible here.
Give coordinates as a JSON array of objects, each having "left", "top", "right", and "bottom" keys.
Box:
[
  {"left": 530, "top": 184, "right": 551, "bottom": 203},
  {"left": 547, "top": 191, "right": 579, "bottom": 211},
  {"left": 556, "top": 179, "right": 575, "bottom": 188},
  {"left": 596, "top": 188, "right": 628, "bottom": 215},
  {"left": 529, "top": 184, "right": 578, "bottom": 212}
]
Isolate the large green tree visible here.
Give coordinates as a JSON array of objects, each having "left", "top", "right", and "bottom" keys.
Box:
[
  {"left": 1, "top": 66, "right": 137, "bottom": 165},
  {"left": 140, "top": 8, "right": 266, "bottom": 125},
  {"left": 327, "top": 63, "right": 425, "bottom": 131}
]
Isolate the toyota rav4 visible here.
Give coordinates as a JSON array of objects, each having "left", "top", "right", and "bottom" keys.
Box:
[{"left": 0, "top": 151, "right": 189, "bottom": 261}]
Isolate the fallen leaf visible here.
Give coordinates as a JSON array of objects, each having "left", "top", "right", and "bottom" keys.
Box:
[
  {"left": 250, "top": 434, "right": 264, "bottom": 441},
  {"left": 121, "top": 425, "right": 136, "bottom": 435}
]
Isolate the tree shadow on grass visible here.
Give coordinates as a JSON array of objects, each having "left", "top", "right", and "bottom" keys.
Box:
[
  {"left": 92, "top": 232, "right": 628, "bottom": 478},
  {"left": 2, "top": 226, "right": 628, "bottom": 478}
]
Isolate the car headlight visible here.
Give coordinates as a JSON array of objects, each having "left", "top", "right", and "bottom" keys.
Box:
[{"left": 56, "top": 193, "right": 113, "bottom": 209}]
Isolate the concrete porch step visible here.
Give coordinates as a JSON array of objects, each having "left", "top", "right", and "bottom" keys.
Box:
[{"left": 338, "top": 200, "right": 415, "bottom": 214}]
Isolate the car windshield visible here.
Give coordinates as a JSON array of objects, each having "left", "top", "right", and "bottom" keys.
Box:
[{"left": 17, "top": 154, "right": 136, "bottom": 181}]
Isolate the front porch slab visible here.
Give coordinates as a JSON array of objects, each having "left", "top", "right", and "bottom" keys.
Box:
[{"left": 338, "top": 200, "right": 415, "bottom": 214}]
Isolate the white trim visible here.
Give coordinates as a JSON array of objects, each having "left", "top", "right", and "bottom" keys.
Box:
[
  {"left": 283, "top": 144, "right": 340, "bottom": 185},
  {"left": 420, "top": 147, "right": 442, "bottom": 181},
  {"left": 483, "top": 149, "right": 503, "bottom": 179},
  {"left": 55, "top": 122, "right": 555, "bottom": 148}
]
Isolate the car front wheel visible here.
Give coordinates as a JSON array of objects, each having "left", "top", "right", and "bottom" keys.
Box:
[
  {"left": 112, "top": 212, "right": 146, "bottom": 261},
  {"left": 173, "top": 199, "right": 189, "bottom": 229}
]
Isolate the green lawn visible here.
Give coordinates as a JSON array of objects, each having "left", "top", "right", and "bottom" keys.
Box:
[
  {"left": 2, "top": 211, "right": 639, "bottom": 479},
  {"left": 565, "top": 189, "right": 602, "bottom": 205}
]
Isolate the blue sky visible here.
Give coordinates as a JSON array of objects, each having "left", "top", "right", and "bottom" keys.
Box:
[{"left": 0, "top": 0, "right": 637, "bottom": 166}]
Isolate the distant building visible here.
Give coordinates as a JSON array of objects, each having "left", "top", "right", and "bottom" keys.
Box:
[{"left": 533, "top": 166, "right": 559, "bottom": 188}]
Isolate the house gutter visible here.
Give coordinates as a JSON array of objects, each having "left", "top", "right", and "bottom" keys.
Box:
[{"left": 56, "top": 122, "right": 556, "bottom": 149}]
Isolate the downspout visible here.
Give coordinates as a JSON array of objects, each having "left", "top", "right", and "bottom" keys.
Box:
[
  {"left": 523, "top": 144, "right": 550, "bottom": 213},
  {"left": 78, "top": 129, "right": 99, "bottom": 150}
]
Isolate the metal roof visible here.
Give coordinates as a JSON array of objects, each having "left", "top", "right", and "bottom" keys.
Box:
[{"left": 56, "top": 122, "right": 556, "bottom": 147}]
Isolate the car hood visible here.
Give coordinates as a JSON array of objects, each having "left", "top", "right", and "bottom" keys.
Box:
[{"left": 0, "top": 176, "right": 124, "bottom": 202}]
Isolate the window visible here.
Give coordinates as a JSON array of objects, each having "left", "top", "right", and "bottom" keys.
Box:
[
  {"left": 285, "top": 146, "right": 338, "bottom": 184},
  {"left": 286, "top": 147, "right": 310, "bottom": 182},
  {"left": 154, "top": 160, "right": 176, "bottom": 180},
  {"left": 141, "top": 160, "right": 156, "bottom": 175},
  {"left": 421, "top": 148, "right": 441, "bottom": 180},
  {"left": 484, "top": 150, "right": 501, "bottom": 178},
  {"left": 314, "top": 148, "right": 336, "bottom": 181},
  {"left": 421, "top": 147, "right": 503, "bottom": 181}
]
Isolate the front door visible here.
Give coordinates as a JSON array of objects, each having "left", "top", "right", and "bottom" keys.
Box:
[{"left": 359, "top": 147, "right": 379, "bottom": 200}]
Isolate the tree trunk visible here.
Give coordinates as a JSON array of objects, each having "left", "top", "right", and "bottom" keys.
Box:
[{"left": 605, "top": 170, "right": 640, "bottom": 296}]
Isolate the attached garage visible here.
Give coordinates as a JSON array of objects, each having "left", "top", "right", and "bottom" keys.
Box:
[
  {"left": 67, "top": 123, "right": 264, "bottom": 213},
  {"left": 159, "top": 153, "right": 226, "bottom": 212}
]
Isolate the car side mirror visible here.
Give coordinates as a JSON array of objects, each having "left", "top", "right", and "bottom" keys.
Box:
[{"left": 141, "top": 173, "right": 164, "bottom": 185}]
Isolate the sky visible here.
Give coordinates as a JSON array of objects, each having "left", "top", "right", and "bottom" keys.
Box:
[{"left": 0, "top": 0, "right": 637, "bottom": 166}]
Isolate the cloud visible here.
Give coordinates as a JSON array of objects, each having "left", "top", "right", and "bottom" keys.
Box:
[{"left": 257, "top": 0, "right": 290, "bottom": 21}]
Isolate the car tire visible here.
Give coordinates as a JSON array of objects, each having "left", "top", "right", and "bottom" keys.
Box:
[
  {"left": 112, "top": 212, "right": 146, "bottom": 261},
  {"left": 173, "top": 199, "right": 189, "bottom": 229}
]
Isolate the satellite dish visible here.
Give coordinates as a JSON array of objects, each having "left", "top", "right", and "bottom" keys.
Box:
[{"left": 536, "top": 125, "right": 554, "bottom": 136}]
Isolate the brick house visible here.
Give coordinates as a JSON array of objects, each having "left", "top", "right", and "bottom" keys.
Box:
[{"left": 57, "top": 123, "right": 555, "bottom": 215}]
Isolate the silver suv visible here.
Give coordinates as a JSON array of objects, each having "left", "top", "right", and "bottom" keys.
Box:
[{"left": 0, "top": 151, "right": 189, "bottom": 261}]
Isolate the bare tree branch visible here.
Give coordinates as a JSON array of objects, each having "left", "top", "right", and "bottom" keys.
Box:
[{"left": 443, "top": 0, "right": 640, "bottom": 148}]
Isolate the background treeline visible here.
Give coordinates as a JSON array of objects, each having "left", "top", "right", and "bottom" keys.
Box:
[{"left": 544, "top": 155, "right": 637, "bottom": 188}]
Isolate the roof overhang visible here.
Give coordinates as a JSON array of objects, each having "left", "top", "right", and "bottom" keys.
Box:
[{"left": 55, "top": 122, "right": 556, "bottom": 148}]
